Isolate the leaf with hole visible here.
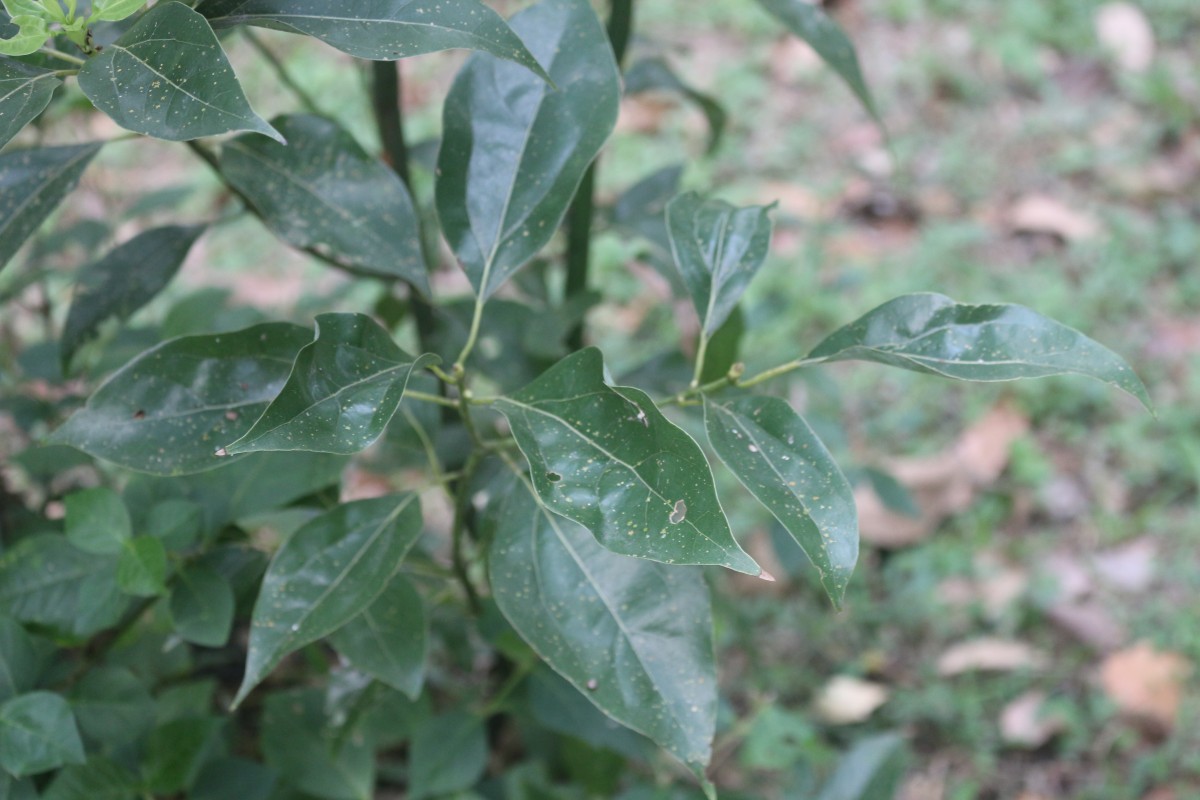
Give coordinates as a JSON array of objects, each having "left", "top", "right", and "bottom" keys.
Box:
[
  {"left": 437, "top": 0, "right": 619, "bottom": 298},
  {"left": 225, "top": 313, "right": 439, "bottom": 455},
  {"left": 807, "top": 293, "right": 1152, "bottom": 409},
  {"left": 0, "top": 58, "right": 60, "bottom": 148},
  {"left": 0, "top": 143, "right": 102, "bottom": 275},
  {"left": 486, "top": 466, "right": 717, "bottom": 773},
  {"left": 0, "top": 692, "right": 85, "bottom": 778},
  {"left": 218, "top": 115, "right": 428, "bottom": 289},
  {"left": 77, "top": 2, "right": 281, "bottom": 142},
  {"left": 62, "top": 225, "right": 205, "bottom": 369},
  {"left": 329, "top": 574, "right": 426, "bottom": 699},
  {"left": 754, "top": 0, "right": 880, "bottom": 122},
  {"left": 0, "top": 14, "right": 47, "bottom": 56},
  {"left": 198, "top": 0, "right": 547, "bottom": 79},
  {"left": 666, "top": 191, "right": 774, "bottom": 336},
  {"left": 494, "top": 347, "right": 760, "bottom": 575},
  {"left": 233, "top": 494, "right": 423, "bottom": 708},
  {"left": 704, "top": 396, "right": 857, "bottom": 607},
  {"left": 50, "top": 322, "right": 312, "bottom": 476}
]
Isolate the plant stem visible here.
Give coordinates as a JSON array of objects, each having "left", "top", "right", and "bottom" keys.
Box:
[
  {"left": 690, "top": 332, "right": 710, "bottom": 389},
  {"left": 450, "top": 451, "right": 483, "bottom": 615},
  {"left": 479, "top": 657, "right": 534, "bottom": 717},
  {"left": 369, "top": 60, "right": 438, "bottom": 353},
  {"left": 405, "top": 389, "right": 459, "bottom": 409},
  {"left": 737, "top": 356, "right": 824, "bottom": 389},
  {"left": 39, "top": 48, "right": 85, "bottom": 66},
  {"left": 662, "top": 356, "right": 826, "bottom": 407},
  {"left": 242, "top": 29, "right": 321, "bottom": 115},
  {"left": 562, "top": 0, "right": 636, "bottom": 350},
  {"left": 453, "top": 294, "right": 486, "bottom": 371}
]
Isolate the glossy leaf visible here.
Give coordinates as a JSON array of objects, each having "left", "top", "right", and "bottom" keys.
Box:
[
  {"left": 116, "top": 537, "right": 168, "bottom": 597},
  {"left": 328, "top": 574, "right": 426, "bottom": 699},
  {"left": 408, "top": 711, "right": 486, "bottom": 800},
  {"left": 234, "top": 494, "right": 423, "bottom": 707},
  {"left": 169, "top": 564, "right": 234, "bottom": 647},
  {"left": 437, "top": 0, "right": 620, "bottom": 299},
  {"left": 198, "top": 0, "right": 547, "bottom": 78},
  {"left": 754, "top": 0, "right": 879, "bottom": 121},
  {"left": 77, "top": 2, "right": 281, "bottom": 142},
  {"left": 666, "top": 191, "right": 774, "bottom": 336},
  {"left": 64, "top": 487, "right": 131, "bottom": 556},
  {"left": 0, "top": 535, "right": 124, "bottom": 638},
  {"left": 0, "top": 143, "right": 102, "bottom": 275},
  {"left": 70, "top": 667, "right": 155, "bottom": 749},
  {"left": 625, "top": 58, "right": 727, "bottom": 154},
  {"left": 261, "top": 689, "right": 373, "bottom": 800},
  {"left": 807, "top": 293, "right": 1152, "bottom": 408},
  {"left": 50, "top": 322, "right": 312, "bottom": 476},
  {"left": 0, "top": 58, "right": 59, "bottom": 149},
  {"left": 62, "top": 225, "right": 205, "bottom": 368},
  {"left": 218, "top": 115, "right": 428, "bottom": 289},
  {"left": 495, "top": 348, "right": 760, "bottom": 575},
  {"left": 486, "top": 468, "right": 717, "bottom": 771},
  {"left": 0, "top": 617, "right": 38, "bottom": 703},
  {"left": 0, "top": 691, "right": 85, "bottom": 778},
  {"left": 704, "top": 396, "right": 857, "bottom": 606},
  {"left": 224, "top": 312, "right": 438, "bottom": 455}
]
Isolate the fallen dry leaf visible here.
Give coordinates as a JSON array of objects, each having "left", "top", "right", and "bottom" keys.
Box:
[
  {"left": 729, "top": 531, "right": 789, "bottom": 597},
  {"left": 1100, "top": 642, "right": 1192, "bottom": 732},
  {"left": 857, "top": 403, "right": 1029, "bottom": 547},
  {"left": 1046, "top": 600, "right": 1127, "bottom": 651},
  {"left": 937, "top": 637, "right": 1048, "bottom": 676},
  {"left": 1006, "top": 194, "right": 1101, "bottom": 242},
  {"left": 1092, "top": 539, "right": 1157, "bottom": 593},
  {"left": 1000, "top": 690, "right": 1068, "bottom": 748},
  {"left": 1095, "top": 3, "right": 1155, "bottom": 74},
  {"left": 813, "top": 675, "right": 889, "bottom": 725}
]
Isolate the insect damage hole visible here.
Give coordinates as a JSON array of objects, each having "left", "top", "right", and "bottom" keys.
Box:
[
  {"left": 546, "top": 471, "right": 562, "bottom": 483},
  {"left": 668, "top": 499, "right": 687, "bottom": 525}
]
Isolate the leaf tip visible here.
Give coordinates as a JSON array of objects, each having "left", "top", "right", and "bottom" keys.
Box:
[{"left": 758, "top": 568, "right": 776, "bottom": 583}]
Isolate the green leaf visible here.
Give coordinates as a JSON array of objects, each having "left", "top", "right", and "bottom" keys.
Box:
[
  {"left": 0, "top": 691, "right": 85, "bottom": 778},
  {"left": 64, "top": 487, "right": 131, "bottom": 556},
  {"left": 807, "top": 293, "right": 1152, "bottom": 409},
  {"left": 234, "top": 494, "right": 423, "bottom": 708},
  {"left": 198, "top": 0, "right": 547, "bottom": 79},
  {"left": 437, "top": 0, "right": 620, "bottom": 299},
  {"left": 169, "top": 564, "right": 234, "bottom": 647},
  {"left": 1, "top": 2, "right": 46, "bottom": 19},
  {"left": 143, "top": 717, "right": 224, "bottom": 794},
  {"left": 754, "top": 0, "right": 880, "bottom": 122},
  {"left": 486, "top": 468, "right": 717, "bottom": 772},
  {"left": 116, "top": 536, "right": 167, "bottom": 596},
  {"left": 816, "top": 732, "right": 907, "bottom": 800},
  {"left": 666, "top": 191, "right": 774, "bottom": 336},
  {"left": 0, "top": 58, "right": 60, "bottom": 149},
  {"left": 0, "top": 143, "right": 102, "bottom": 275},
  {"left": 494, "top": 348, "right": 760, "bottom": 575},
  {"left": 0, "top": 535, "right": 123, "bottom": 638},
  {"left": 62, "top": 225, "right": 205, "bottom": 369},
  {"left": 88, "top": 0, "right": 145, "bottom": 22},
  {"left": 70, "top": 667, "right": 155, "bottom": 749},
  {"left": 76, "top": 2, "right": 281, "bottom": 142},
  {"left": 49, "top": 322, "right": 313, "bottom": 476},
  {"left": 261, "top": 689, "right": 373, "bottom": 800},
  {"left": 0, "top": 617, "right": 38, "bottom": 703},
  {"left": 0, "top": 14, "right": 47, "bottom": 56},
  {"left": 224, "top": 312, "right": 438, "bottom": 455},
  {"left": 191, "top": 758, "right": 277, "bottom": 800},
  {"left": 408, "top": 711, "right": 486, "bottom": 800},
  {"left": 0, "top": 773, "right": 37, "bottom": 800},
  {"left": 328, "top": 574, "right": 426, "bottom": 699},
  {"left": 41, "top": 757, "right": 141, "bottom": 800},
  {"left": 217, "top": 115, "right": 428, "bottom": 289},
  {"left": 145, "top": 499, "right": 204, "bottom": 551},
  {"left": 704, "top": 396, "right": 857, "bottom": 606},
  {"left": 625, "top": 58, "right": 727, "bottom": 154}
]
